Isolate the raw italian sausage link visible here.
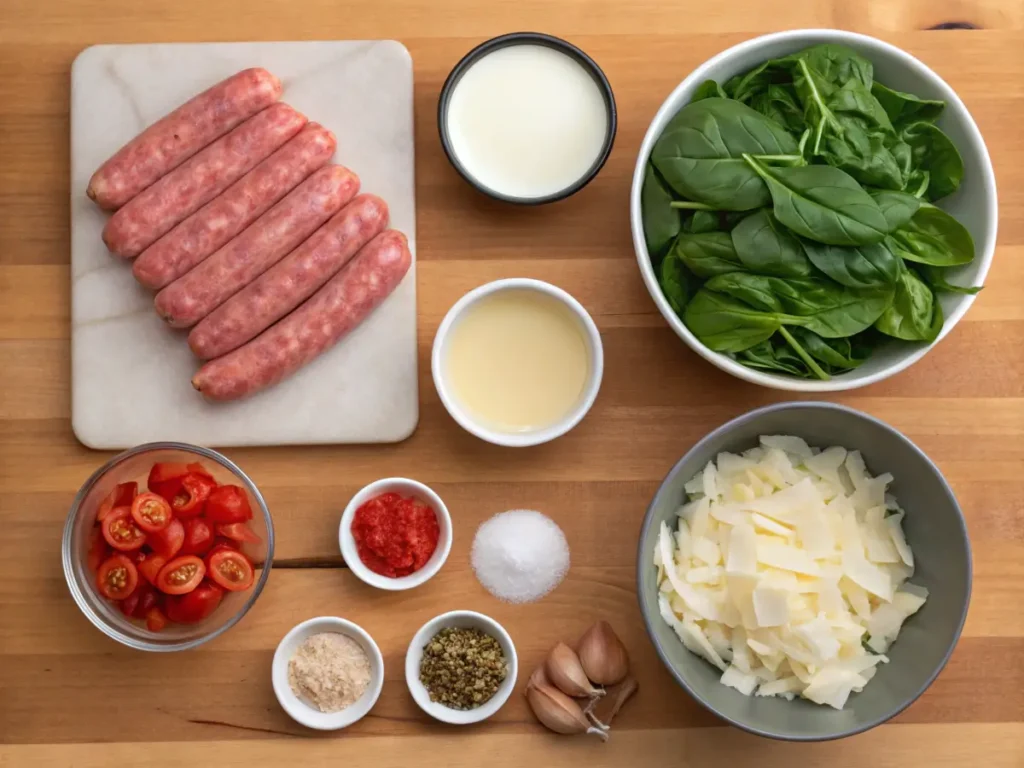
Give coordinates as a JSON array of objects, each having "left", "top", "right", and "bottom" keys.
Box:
[
  {"left": 188, "top": 194, "right": 389, "bottom": 360},
  {"left": 87, "top": 68, "right": 282, "bottom": 210},
  {"left": 133, "top": 123, "right": 337, "bottom": 290},
  {"left": 192, "top": 230, "right": 412, "bottom": 402},
  {"left": 154, "top": 164, "right": 359, "bottom": 328},
  {"left": 102, "top": 103, "right": 306, "bottom": 258}
]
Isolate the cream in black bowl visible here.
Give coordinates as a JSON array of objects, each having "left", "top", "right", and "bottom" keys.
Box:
[{"left": 438, "top": 32, "right": 616, "bottom": 204}]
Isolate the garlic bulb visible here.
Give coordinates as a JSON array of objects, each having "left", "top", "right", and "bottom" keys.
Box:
[
  {"left": 545, "top": 641, "right": 603, "bottom": 699},
  {"left": 527, "top": 683, "right": 608, "bottom": 740},
  {"left": 577, "top": 620, "right": 629, "bottom": 685}
]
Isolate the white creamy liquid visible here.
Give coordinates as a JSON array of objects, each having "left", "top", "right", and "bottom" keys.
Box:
[
  {"left": 444, "top": 290, "right": 590, "bottom": 433},
  {"left": 446, "top": 44, "right": 609, "bottom": 199}
]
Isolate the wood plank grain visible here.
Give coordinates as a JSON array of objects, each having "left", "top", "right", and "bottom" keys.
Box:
[{"left": 2, "top": 724, "right": 1023, "bottom": 767}]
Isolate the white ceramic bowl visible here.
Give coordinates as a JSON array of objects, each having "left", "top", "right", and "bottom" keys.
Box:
[
  {"left": 630, "top": 29, "right": 997, "bottom": 392},
  {"left": 405, "top": 610, "right": 518, "bottom": 724},
  {"left": 432, "top": 278, "right": 604, "bottom": 446},
  {"left": 339, "top": 477, "right": 453, "bottom": 590},
  {"left": 272, "top": 616, "right": 384, "bottom": 730}
]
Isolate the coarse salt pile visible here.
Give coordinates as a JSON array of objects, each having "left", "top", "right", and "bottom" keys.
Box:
[{"left": 471, "top": 509, "right": 570, "bottom": 603}]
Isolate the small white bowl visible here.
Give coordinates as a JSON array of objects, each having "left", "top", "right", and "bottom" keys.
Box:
[
  {"left": 432, "top": 278, "right": 604, "bottom": 447},
  {"left": 405, "top": 610, "right": 518, "bottom": 725},
  {"left": 630, "top": 29, "right": 997, "bottom": 392},
  {"left": 339, "top": 477, "right": 453, "bottom": 590},
  {"left": 272, "top": 616, "right": 384, "bottom": 730}
]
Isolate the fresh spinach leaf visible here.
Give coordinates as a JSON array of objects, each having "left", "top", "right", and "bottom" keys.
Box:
[
  {"left": 820, "top": 115, "right": 904, "bottom": 190},
  {"left": 827, "top": 79, "right": 893, "bottom": 131},
  {"left": 669, "top": 232, "right": 746, "bottom": 277},
  {"left": 743, "top": 155, "right": 889, "bottom": 245},
  {"left": 793, "top": 58, "right": 843, "bottom": 155},
  {"left": 658, "top": 251, "right": 692, "bottom": 315},
  {"left": 683, "top": 289, "right": 782, "bottom": 352},
  {"left": 703, "top": 272, "right": 784, "bottom": 312},
  {"left": 786, "top": 327, "right": 867, "bottom": 370},
  {"left": 874, "top": 269, "right": 943, "bottom": 341},
  {"left": 801, "top": 239, "right": 901, "bottom": 289},
  {"left": 797, "top": 44, "right": 873, "bottom": 89},
  {"left": 887, "top": 203, "right": 975, "bottom": 266},
  {"left": 901, "top": 121, "right": 964, "bottom": 201},
  {"left": 750, "top": 85, "right": 806, "bottom": 133},
  {"left": 651, "top": 98, "right": 800, "bottom": 210},
  {"left": 736, "top": 339, "right": 811, "bottom": 377},
  {"left": 915, "top": 264, "right": 983, "bottom": 295},
  {"left": 870, "top": 189, "right": 922, "bottom": 231},
  {"left": 871, "top": 82, "right": 945, "bottom": 127},
  {"left": 777, "top": 326, "right": 830, "bottom": 380},
  {"left": 685, "top": 210, "right": 721, "bottom": 234},
  {"left": 641, "top": 163, "right": 681, "bottom": 260},
  {"left": 725, "top": 59, "right": 793, "bottom": 103},
  {"left": 731, "top": 209, "right": 813, "bottom": 277},
  {"left": 692, "top": 80, "right": 728, "bottom": 101},
  {"left": 704, "top": 273, "right": 895, "bottom": 338}
]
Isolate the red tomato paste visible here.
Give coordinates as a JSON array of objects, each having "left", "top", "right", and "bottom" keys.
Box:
[{"left": 351, "top": 492, "right": 440, "bottom": 577}]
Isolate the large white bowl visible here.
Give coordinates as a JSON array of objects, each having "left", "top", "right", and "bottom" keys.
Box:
[{"left": 630, "top": 29, "right": 997, "bottom": 392}]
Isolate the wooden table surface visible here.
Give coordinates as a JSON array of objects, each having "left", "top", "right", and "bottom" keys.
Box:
[{"left": 2, "top": 0, "right": 1022, "bottom": 765}]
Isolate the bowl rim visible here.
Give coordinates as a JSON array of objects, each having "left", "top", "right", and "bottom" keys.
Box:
[
  {"left": 635, "top": 401, "right": 973, "bottom": 740},
  {"left": 630, "top": 28, "right": 998, "bottom": 392},
  {"left": 338, "top": 477, "right": 453, "bottom": 590},
  {"left": 437, "top": 31, "right": 618, "bottom": 205},
  {"left": 404, "top": 609, "right": 519, "bottom": 724},
  {"left": 431, "top": 278, "right": 604, "bottom": 447},
  {"left": 271, "top": 615, "right": 385, "bottom": 730},
  {"left": 61, "top": 441, "right": 275, "bottom": 652}
]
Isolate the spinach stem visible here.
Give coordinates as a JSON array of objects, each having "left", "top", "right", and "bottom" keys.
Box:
[
  {"left": 753, "top": 154, "right": 805, "bottom": 166},
  {"left": 778, "top": 326, "right": 830, "bottom": 381},
  {"left": 911, "top": 171, "right": 930, "bottom": 199},
  {"left": 669, "top": 201, "right": 717, "bottom": 210}
]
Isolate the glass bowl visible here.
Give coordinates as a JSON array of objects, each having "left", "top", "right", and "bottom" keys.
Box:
[{"left": 62, "top": 442, "right": 274, "bottom": 651}]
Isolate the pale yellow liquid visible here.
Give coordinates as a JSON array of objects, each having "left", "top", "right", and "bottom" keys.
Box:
[{"left": 444, "top": 290, "right": 590, "bottom": 433}]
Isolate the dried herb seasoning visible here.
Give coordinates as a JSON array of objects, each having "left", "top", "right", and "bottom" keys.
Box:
[{"left": 419, "top": 627, "right": 507, "bottom": 710}]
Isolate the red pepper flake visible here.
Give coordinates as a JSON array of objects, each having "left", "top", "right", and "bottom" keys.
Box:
[{"left": 351, "top": 492, "right": 440, "bottom": 578}]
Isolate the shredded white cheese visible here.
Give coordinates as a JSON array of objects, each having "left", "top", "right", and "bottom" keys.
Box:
[{"left": 653, "top": 435, "right": 928, "bottom": 710}]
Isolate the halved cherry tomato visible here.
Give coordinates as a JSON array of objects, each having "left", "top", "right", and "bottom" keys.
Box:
[
  {"left": 96, "top": 554, "right": 138, "bottom": 600},
  {"left": 165, "top": 582, "right": 223, "bottom": 623},
  {"left": 186, "top": 462, "right": 216, "bottom": 482},
  {"left": 147, "top": 517, "right": 185, "bottom": 560},
  {"left": 145, "top": 606, "right": 168, "bottom": 632},
  {"left": 207, "top": 549, "right": 255, "bottom": 592},
  {"left": 180, "top": 517, "right": 215, "bottom": 556},
  {"left": 171, "top": 473, "right": 217, "bottom": 518},
  {"left": 215, "top": 522, "right": 261, "bottom": 544},
  {"left": 148, "top": 462, "right": 191, "bottom": 502},
  {"left": 155, "top": 555, "right": 206, "bottom": 595},
  {"left": 97, "top": 482, "right": 138, "bottom": 523},
  {"left": 130, "top": 492, "right": 173, "bottom": 533},
  {"left": 120, "top": 581, "right": 159, "bottom": 618},
  {"left": 205, "top": 485, "right": 253, "bottom": 524},
  {"left": 86, "top": 527, "right": 110, "bottom": 572},
  {"left": 101, "top": 507, "right": 146, "bottom": 552},
  {"left": 135, "top": 552, "right": 167, "bottom": 585}
]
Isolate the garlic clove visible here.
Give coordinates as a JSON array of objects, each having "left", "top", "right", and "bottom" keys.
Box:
[
  {"left": 577, "top": 620, "right": 630, "bottom": 685},
  {"left": 527, "top": 684, "right": 608, "bottom": 740},
  {"left": 546, "top": 641, "right": 604, "bottom": 699},
  {"left": 587, "top": 675, "right": 638, "bottom": 730},
  {"left": 526, "top": 664, "right": 552, "bottom": 693}
]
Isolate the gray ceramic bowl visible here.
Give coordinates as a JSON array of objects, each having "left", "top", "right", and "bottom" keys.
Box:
[{"left": 637, "top": 402, "right": 971, "bottom": 740}]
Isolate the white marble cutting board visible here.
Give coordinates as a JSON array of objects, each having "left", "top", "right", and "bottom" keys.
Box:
[{"left": 70, "top": 41, "right": 418, "bottom": 448}]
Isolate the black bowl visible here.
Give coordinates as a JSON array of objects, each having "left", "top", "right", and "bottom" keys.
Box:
[{"left": 437, "top": 32, "right": 617, "bottom": 205}]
